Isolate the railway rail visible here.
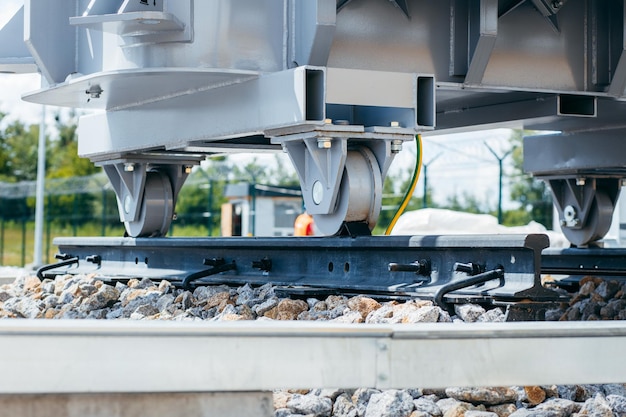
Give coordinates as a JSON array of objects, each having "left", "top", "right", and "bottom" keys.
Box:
[{"left": 36, "top": 233, "right": 566, "bottom": 320}]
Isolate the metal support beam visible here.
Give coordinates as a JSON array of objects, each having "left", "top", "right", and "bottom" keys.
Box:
[
  {"left": 290, "top": 0, "right": 336, "bottom": 67},
  {"left": 450, "top": 0, "right": 498, "bottom": 85},
  {"left": 0, "top": 320, "right": 625, "bottom": 392}
]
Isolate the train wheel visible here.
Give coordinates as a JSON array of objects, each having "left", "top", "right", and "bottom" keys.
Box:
[
  {"left": 313, "top": 147, "right": 382, "bottom": 235},
  {"left": 124, "top": 170, "right": 174, "bottom": 237},
  {"left": 559, "top": 190, "right": 614, "bottom": 247}
]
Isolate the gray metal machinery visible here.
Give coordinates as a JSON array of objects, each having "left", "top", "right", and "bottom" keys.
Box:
[{"left": 2, "top": 0, "right": 626, "bottom": 245}]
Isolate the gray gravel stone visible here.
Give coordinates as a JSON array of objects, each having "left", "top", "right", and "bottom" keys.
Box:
[
  {"left": 577, "top": 393, "right": 614, "bottom": 417},
  {"left": 534, "top": 398, "right": 576, "bottom": 417},
  {"left": 406, "top": 389, "right": 423, "bottom": 399},
  {"left": 3, "top": 297, "right": 42, "bottom": 318},
  {"left": 487, "top": 403, "right": 518, "bottom": 417},
  {"left": 445, "top": 387, "right": 517, "bottom": 406},
  {"left": 606, "top": 394, "right": 626, "bottom": 415},
  {"left": 353, "top": 389, "right": 381, "bottom": 416},
  {"left": 478, "top": 308, "right": 506, "bottom": 322},
  {"left": 414, "top": 396, "right": 442, "bottom": 416},
  {"left": 595, "top": 280, "right": 620, "bottom": 300},
  {"left": 436, "top": 398, "right": 461, "bottom": 415},
  {"left": 465, "top": 411, "right": 499, "bottom": 417},
  {"left": 130, "top": 303, "right": 159, "bottom": 319},
  {"left": 41, "top": 280, "right": 55, "bottom": 295},
  {"left": 364, "top": 304, "right": 394, "bottom": 324},
  {"left": 364, "top": 390, "right": 414, "bottom": 417},
  {"left": 43, "top": 294, "right": 59, "bottom": 309},
  {"left": 603, "top": 384, "right": 626, "bottom": 397},
  {"left": 330, "top": 310, "right": 362, "bottom": 323},
  {"left": 156, "top": 294, "right": 175, "bottom": 313},
  {"left": 403, "top": 305, "right": 441, "bottom": 323},
  {"left": 287, "top": 393, "right": 332, "bottom": 417},
  {"left": 333, "top": 393, "right": 358, "bottom": 417},
  {"left": 79, "top": 284, "right": 119, "bottom": 313},
  {"left": 454, "top": 304, "right": 486, "bottom": 322},
  {"left": 507, "top": 409, "right": 557, "bottom": 417}
]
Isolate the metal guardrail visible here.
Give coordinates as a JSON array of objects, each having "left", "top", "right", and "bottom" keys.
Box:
[{"left": 0, "top": 320, "right": 625, "bottom": 393}]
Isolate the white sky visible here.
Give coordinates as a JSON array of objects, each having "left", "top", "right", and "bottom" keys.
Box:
[{"left": 0, "top": 1, "right": 518, "bottom": 212}]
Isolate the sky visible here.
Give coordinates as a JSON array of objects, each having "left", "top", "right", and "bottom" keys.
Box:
[{"left": 0, "top": 1, "right": 518, "bottom": 213}]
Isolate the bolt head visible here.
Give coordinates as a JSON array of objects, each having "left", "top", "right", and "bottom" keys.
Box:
[
  {"left": 391, "top": 140, "right": 403, "bottom": 153},
  {"left": 317, "top": 138, "right": 332, "bottom": 149}
]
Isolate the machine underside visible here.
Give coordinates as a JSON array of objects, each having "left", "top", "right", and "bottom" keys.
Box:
[{"left": 3, "top": 0, "right": 626, "bottom": 246}]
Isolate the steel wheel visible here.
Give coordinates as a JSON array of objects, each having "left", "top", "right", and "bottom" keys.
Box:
[
  {"left": 313, "top": 147, "right": 382, "bottom": 235},
  {"left": 125, "top": 170, "right": 174, "bottom": 237},
  {"left": 560, "top": 190, "right": 614, "bottom": 247}
]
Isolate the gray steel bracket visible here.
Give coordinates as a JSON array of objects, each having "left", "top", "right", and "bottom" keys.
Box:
[
  {"left": 271, "top": 124, "right": 414, "bottom": 216},
  {"left": 101, "top": 161, "right": 195, "bottom": 224},
  {"left": 103, "top": 163, "right": 149, "bottom": 223}
]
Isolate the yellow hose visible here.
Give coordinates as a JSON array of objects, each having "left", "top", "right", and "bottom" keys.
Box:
[{"left": 384, "top": 134, "right": 423, "bottom": 235}]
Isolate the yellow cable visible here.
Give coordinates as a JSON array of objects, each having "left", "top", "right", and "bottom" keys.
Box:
[{"left": 384, "top": 134, "right": 423, "bottom": 235}]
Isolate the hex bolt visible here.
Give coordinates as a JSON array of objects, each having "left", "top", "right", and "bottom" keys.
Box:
[
  {"left": 317, "top": 138, "right": 332, "bottom": 149},
  {"left": 391, "top": 140, "right": 403, "bottom": 153},
  {"left": 86, "top": 255, "right": 102, "bottom": 265},
  {"left": 563, "top": 205, "right": 579, "bottom": 226},
  {"left": 576, "top": 178, "right": 586, "bottom": 186},
  {"left": 390, "top": 121, "right": 400, "bottom": 128},
  {"left": 252, "top": 257, "right": 272, "bottom": 272},
  {"left": 388, "top": 259, "right": 431, "bottom": 276},
  {"left": 454, "top": 262, "right": 483, "bottom": 276},
  {"left": 184, "top": 166, "right": 193, "bottom": 174},
  {"left": 85, "top": 84, "right": 103, "bottom": 99},
  {"left": 124, "top": 163, "right": 135, "bottom": 172}
]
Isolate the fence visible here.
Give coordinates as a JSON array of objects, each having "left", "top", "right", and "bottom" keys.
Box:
[{"left": 0, "top": 172, "right": 228, "bottom": 267}]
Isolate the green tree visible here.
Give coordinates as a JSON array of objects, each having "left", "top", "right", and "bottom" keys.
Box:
[
  {"left": 44, "top": 112, "right": 100, "bottom": 228},
  {"left": 0, "top": 120, "right": 42, "bottom": 182},
  {"left": 506, "top": 130, "right": 553, "bottom": 228},
  {"left": 47, "top": 111, "right": 99, "bottom": 179},
  {"left": 174, "top": 157, "right": 231, "bottom": 235}
]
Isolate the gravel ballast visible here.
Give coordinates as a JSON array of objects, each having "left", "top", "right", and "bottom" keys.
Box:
[{"left": 0, "top": 273, "right": 625, "bottom": 417}]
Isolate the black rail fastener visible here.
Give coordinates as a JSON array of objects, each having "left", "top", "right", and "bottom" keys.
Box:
[
  {"left": 36, "top": 253, "right": 80, "bottom": 280},
  {"left": 453, "top": 262, "right": 484, "bottom": 276},
  {"left": 388, "top": 259, "right": 431, "bottom": 281},
  {"left": 181, "top": 257, "right": 237, "bottom": 289},
  {"left": 86, "top": 255, "right": 102, "bottom": 266},
  {"left": 252, "top": 257, "right": 272, "bottom": 272},
  {"left": 434, "top": 266, "right": 505, "bottom": 313}
]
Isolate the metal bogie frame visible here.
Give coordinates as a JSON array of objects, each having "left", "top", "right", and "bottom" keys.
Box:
[
  {"left": 4, "top": 0, "right": 626, "bottom": 241},
  {"left": 524, "top": 130, "right": 626, "bottom": 246},
  {"left": 101, "top": 158, "right": 201, "bottom": 237}
]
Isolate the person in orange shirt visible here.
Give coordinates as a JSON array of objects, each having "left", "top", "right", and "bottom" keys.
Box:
[{"left": 294, "top": 211, "right": 314, "bottom": 236}]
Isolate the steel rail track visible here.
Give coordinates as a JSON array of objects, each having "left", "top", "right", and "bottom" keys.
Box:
[
  {"left": 37, "top": 234, "right": 564, "bottom": 320},
  {"left": 542, "top": 247, "right": 626, "bottom": 282}
]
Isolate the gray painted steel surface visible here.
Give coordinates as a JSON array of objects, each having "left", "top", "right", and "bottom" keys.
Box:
[
  {"left": 3, "top": 0, "right": 626, "bottom": 239},
  {"left": 0, "top": 320, "right": 625, "bottom": 392}
]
